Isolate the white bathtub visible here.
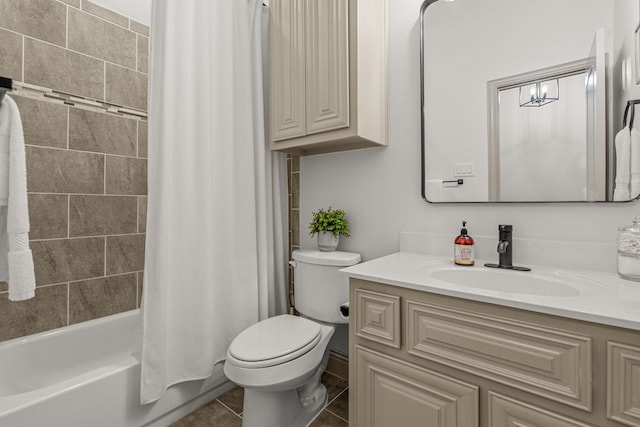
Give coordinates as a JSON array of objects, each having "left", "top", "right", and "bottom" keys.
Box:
[{"left": 0, "top": 309, "right": 233, "bottom": 427}]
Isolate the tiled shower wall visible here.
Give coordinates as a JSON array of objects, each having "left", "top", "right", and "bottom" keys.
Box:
[{"left": 0, "top": 0, "right": 148, "bottom": 342}]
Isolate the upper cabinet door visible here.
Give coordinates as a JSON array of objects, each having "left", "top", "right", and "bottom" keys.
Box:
[
  {"left": 269, "top": 0, "right": 388, "bottom": 156},
  {"left": 270, "top": 0, "right": 306, "bottom": 142},
  {"left": 305, "top": 0, "right": 350, "bottom": 135}
]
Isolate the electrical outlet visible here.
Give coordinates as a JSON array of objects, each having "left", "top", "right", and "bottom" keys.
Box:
[{"left": 454, "top": 162, "right": 475, "bottom": 177}]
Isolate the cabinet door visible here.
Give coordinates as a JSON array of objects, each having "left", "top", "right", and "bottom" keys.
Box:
[
  {"left": 354, "top": 346, "right": 478, "bottom": 427},
  {"left": 270, "top": 0, "right": 306, "bottom": 141},
  {"left": 488, "top": 392, "right": 594, "bottom": 427},
  {"left": 305, "top": 0, "right": 350, "bottom": 135},
  {"left": 608, "top": 342, "right": 640, "bottom": 427}
]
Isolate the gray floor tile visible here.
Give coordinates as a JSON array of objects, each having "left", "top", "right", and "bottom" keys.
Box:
[
  {"left": 170, "top": 400, "right": 242, "bottom": 427},
  {"left": 217, "top": 386, "right": 244, "bottom": 416},
  {"left": 310, "top": 410, "right": 349, "bottom": 427},
  {"left": 321, "top": 372, "right": 349, "bottom": 402},
  {"left": 327, "top": 388, "right": 348, "bottom": 421}
]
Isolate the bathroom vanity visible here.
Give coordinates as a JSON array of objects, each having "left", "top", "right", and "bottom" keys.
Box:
[{"left": 343, "top": 252, "right": 640, "bottom": 427}]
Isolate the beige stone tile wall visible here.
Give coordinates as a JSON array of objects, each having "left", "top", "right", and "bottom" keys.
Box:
[
  {"left": 0, "top": 0, "right": 149, "bottom": 342},
  {"left": 0, "top": 0, "right": 149, "bottom": 110},
  {"left": 0, "top": 29, "right": 23, "bottom": 80}
]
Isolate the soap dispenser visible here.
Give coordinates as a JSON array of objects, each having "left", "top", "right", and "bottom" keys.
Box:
[
  {"left": 617, "top": 215, "right": 640, "bottom": 281},
  {"left": 454, "top": 221, "right": 475, "bottom": 266}
]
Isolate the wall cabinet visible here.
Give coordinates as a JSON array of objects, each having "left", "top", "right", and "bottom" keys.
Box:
[
  {"left": 269, "top": 0, "right": 387, "bottom": 156},
  {"left": 349, "top": 279, "right": 640, "bottom": 427}
]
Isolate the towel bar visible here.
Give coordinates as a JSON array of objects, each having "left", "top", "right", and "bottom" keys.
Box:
[
  {"left": 0, "top": 76, "right": 12, "bottom": 105},
  {"left": 443, "top": 179, "right": 464, "bottom": 186}
]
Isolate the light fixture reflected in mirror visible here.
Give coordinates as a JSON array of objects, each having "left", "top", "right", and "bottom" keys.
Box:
[{"left": 519, "top": 78, "right": 560, "bottom": 107}]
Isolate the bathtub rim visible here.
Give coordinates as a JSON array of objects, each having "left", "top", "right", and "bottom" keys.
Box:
[
  {"left": 1, "top": 308, "right": 140, "bottom": 349},
  {"left": 0, "top": 309, "right": 140, "bottom": 416}
]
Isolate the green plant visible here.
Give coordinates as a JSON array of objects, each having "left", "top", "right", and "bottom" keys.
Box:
[{"left": 308, "top": 207, "right": 350, "bottom": 238}]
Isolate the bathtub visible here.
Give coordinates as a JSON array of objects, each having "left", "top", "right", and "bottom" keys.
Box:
[{"left": 0, "top": 309, "right": 233, "bottom": 427}]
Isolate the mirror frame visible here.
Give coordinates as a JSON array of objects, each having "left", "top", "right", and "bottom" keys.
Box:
[{"left": 419, "top": 0, "right": 638, "bottom": 204}]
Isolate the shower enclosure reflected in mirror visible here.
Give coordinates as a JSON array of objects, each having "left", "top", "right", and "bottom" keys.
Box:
[{"left": 420, "top": 0, "right": 640, "bottom": 203}]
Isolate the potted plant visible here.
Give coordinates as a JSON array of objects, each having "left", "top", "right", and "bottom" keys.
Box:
[{"left": 308, "top": 207, "right": 350, "bottom": 252}]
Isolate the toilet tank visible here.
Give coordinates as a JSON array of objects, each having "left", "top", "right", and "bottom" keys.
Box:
[{"left": 291, "top": 249, "right": 361, "bottom": 324}]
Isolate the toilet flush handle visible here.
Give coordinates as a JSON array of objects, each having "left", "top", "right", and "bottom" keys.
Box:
[
  {"left": 339, "top": 302, "right": 349, "bottom": 319},
  {"left": 288, "top": 260, "right": 296, "bottom": 268}
]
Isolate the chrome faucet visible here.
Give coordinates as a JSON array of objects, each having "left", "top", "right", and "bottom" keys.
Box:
[{"left": 485, "top": 225, "right": 531, "bottom": 271}]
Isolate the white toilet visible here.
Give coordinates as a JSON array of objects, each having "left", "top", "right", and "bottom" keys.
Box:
[{"left": 223, "top": 249, "right": 360, "bottom": 427}]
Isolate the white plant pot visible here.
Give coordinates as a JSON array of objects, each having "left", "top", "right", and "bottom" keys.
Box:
[{"left": 317, "top": 232, "right": 339, "bottom": 252}]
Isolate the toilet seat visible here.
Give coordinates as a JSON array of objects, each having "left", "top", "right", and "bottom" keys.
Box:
[{"left": 227, "top": 315, "right": 322, "bottom": 369}]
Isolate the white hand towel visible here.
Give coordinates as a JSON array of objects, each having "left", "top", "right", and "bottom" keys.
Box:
[
  {"left": 631, "top": 127, "right": 640, "bottom": 199},
  {"left": 614, "top": 126, "right": 631, "bottom": 201},
  {"left": 0, "top": 95, "right": 36, "bottom": 301},
  {"left": 0, "top": 152, "right": 8, "bottom": 205}
]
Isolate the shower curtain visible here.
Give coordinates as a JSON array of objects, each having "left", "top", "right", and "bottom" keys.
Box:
[{"left": 138, "top": 0, "right": 288, "bottom": 404}]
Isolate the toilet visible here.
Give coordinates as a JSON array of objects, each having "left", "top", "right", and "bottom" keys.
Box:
[{"left": 223, "top": 249, "right": 361, "bottom": 427}]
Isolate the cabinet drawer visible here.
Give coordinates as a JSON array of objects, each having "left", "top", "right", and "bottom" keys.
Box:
[
  {"left": 354, "top": 346, "right": 478, "bottom": 427},
  {"left": 488, "top": 392, "right": 594, "bottom": 427},
  {"left": 355, "top": 289, "right": 400, "bottom": 348},
  {"left": 608, "top": 342, "right": 640, "bottom": 426},
  {"left": 407, "top": 300, "right": 592, "bottom": 410}
]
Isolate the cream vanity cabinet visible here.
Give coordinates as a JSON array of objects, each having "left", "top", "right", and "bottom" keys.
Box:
[
  {"left": 349, "top": 278, "right": 640, "bottom": 427},
  {"left": 268, "top": 0, "right": 387, "bottom": 156}
]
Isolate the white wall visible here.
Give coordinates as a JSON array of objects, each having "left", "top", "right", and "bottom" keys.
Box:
[
  {"left": 300, "top": 0, "right": 637, "bottom": 270},
  {"left": 90, "top": 0, "right": 151, "bottom": 25}
]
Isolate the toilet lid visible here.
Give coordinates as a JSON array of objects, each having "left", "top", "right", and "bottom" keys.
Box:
[{"left": 228, "top": 315, "right": 322, "bottom": 368}]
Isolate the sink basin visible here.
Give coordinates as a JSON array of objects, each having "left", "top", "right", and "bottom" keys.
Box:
[{"left": 430, "top": 267, "right": 603, "bottom": 297}]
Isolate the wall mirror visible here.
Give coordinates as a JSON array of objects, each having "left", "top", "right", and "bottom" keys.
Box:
[{"left": 421, "top": 0, "right": 640, "bottom": 203}]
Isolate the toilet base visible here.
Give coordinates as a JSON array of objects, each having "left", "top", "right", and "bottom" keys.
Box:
[
  {"left": 240, "top": 348, "right": 332, "bottom": 427},
  {"left": 241, "top": 383, "right": 327, "bottom": 427}
]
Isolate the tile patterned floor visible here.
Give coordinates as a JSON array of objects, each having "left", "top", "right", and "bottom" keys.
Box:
[{"left": 171, "top": 364, "right": 349, "bottom": 427}]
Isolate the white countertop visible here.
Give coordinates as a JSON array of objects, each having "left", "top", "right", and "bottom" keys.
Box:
[{"left": 341, "top": 252, "right": 640, "bottom": 331}]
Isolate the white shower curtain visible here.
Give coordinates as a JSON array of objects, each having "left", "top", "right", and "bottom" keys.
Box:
[{"left": 138, "top": 0, "right": 288, "bottom": 404}]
